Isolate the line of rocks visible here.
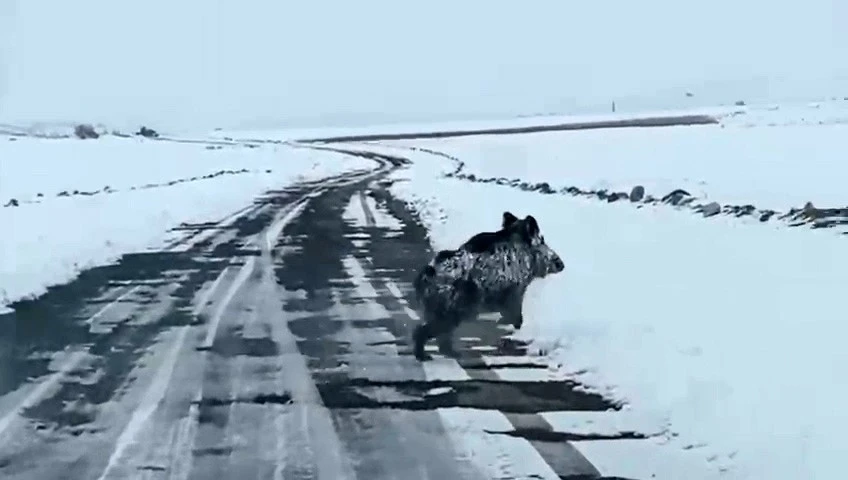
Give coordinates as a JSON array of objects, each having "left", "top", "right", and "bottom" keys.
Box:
[
  {"left": 364, "top": 142, "right": 848, "bottom": 235},
  {"left": 404, "top": 145, "right": 466, "bottom": 175},
  {"left": 74, "top": 124, "right": 160, "bottom": 140},
  {"left": 442, "top": 170, "right": 848, "bottom": 234},
  {"left": 3, "top": 168, "right": 272, "bottom": 208},
  {"left": 2, "top": 125, "right": 163, "bottom": 141}
]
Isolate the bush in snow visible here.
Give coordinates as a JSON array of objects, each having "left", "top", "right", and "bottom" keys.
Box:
[
  {"left": 74, "top": 124, "right": 100, "bottom": 139},
  {"left": 136, "top": 126, "right": 159, "bottom": 138}
]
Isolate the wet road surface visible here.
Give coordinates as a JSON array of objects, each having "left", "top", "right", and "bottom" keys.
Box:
[{"left": 0, "top": 150, "right": 644, "bottom": 479}]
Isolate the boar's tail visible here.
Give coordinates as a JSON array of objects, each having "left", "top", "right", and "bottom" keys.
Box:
[{"left": 414, "top": 249, "right": 456, "bottom": 295}]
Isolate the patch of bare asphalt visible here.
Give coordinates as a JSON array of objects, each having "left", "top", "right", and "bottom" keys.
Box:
[{"left": 296, "top": 114, "right": 719, "bottom": 143}]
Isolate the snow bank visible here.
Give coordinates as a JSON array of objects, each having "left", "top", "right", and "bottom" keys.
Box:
[
  {"left": 0, "top": 138, "right": 374, "bottom": 307},
  {"left": 387, "top": 145, "right": 847, "bottom": 479},
  {"left": 388, "top": 102, "right": 848, "bottom": 214},
  {"left": 1, "top": 136, "right": 296, "bottom": 202}
]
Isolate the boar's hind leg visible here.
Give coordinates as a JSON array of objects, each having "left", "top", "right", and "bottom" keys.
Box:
[
  {"left": 437, "top": 330, "right": 459, "bottom": 358},
  {"left": 438, "top": 279, "right": 480, "bottom": 357},
  {"left": 414, "top": 279, "right": 479, "bottom": 362},
  {"left": 412, "top": 314, "right": 449, "bottom": 361},
  {"left": 412, "top": 321, "right": 433, "bottom": 361},
  {"left": 413, "top": 312, "right": 462, "bottom": 361}
]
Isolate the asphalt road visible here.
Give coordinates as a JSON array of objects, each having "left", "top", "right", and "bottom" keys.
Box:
[{"left": 0, "top": 149, "right": 640, "bottom": 480}]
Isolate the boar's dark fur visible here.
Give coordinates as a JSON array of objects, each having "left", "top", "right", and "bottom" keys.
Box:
[{"left": 411, "top": 211, "right": 565, "bottom": 361}]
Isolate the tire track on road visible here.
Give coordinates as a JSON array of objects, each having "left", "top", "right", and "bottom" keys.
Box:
[
  {"left": 0, "top": 155, "right": 393, "bottom": 480},
  {"left": 97, "top": 165, "right": 394, "bottom": 480}
]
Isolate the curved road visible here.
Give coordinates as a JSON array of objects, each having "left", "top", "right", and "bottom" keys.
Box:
[{"left": 0, "top": 148, "right": 638, "bottom": 479}]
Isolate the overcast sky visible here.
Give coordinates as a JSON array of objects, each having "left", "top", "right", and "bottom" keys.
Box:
[{"left": 0, "top": 0, "right": 846, "bottom": 131}]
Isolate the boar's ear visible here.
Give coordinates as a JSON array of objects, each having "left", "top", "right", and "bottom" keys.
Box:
[
  {"left": 523, "top": 215, "right": 540, "bottom": 238},
  {"left": 502, "top": 211, "right": 519, "bottom": 229}
]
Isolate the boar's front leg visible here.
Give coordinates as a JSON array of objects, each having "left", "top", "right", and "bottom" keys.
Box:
[{"left": 499, "top": 289, "right": 525, "bottom": 330}]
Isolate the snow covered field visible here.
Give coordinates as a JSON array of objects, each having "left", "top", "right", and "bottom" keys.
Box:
[
  {"left": 375, "top": 111, "right": 848, "bottom": 479},
  {"left": 2, "top": 101, "right": 846, "bottom": 477},
  {"left": 0, "top": 137, "right": 373, "bottom": 309}
]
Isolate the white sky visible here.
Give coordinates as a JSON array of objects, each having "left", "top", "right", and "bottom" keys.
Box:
[{"left": 0, "top": 0, "right": 846, "bottom": 131}]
